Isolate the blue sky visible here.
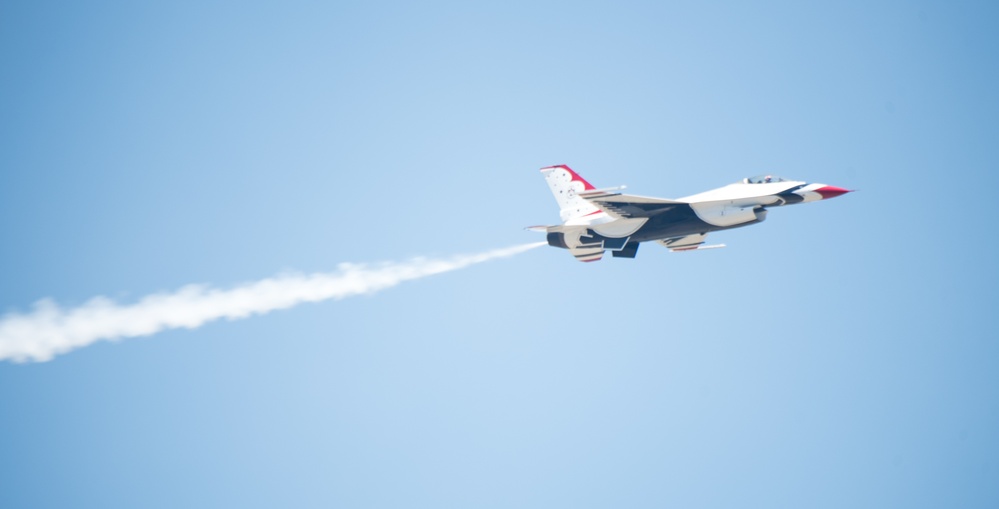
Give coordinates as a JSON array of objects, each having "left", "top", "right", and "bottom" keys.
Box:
[{"left": 2, "top": 1, "right": 997, "bottom": 507}]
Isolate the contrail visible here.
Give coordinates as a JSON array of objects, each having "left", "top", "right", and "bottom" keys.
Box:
[{"left": 0, "top": 242, "right": 546, "bottom": 363}]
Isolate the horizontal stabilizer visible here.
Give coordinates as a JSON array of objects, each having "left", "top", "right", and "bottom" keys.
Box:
[
  {"left": 570, "top": 246, "right": 604, "bottom": 262},
  {"left": 524, "top": 225, "right": 551, "bottom": 232}
]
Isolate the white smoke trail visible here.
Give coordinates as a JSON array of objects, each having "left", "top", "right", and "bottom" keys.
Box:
[{"left": 0, "top": 242, "right": 546, "bottom": 363}]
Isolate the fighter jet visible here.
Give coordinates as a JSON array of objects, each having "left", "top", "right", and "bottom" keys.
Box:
[{"left": 531, "top": 165, "right": 851, "bottom": 262}]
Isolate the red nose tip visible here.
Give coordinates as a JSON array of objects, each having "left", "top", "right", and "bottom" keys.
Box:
[{"left": 815, "top": 186, "right": 851, "bottom": 199}]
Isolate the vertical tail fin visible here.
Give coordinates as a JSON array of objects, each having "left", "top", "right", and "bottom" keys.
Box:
[{"left": 540, "top": 165, "right": 603, "bottom": 222}]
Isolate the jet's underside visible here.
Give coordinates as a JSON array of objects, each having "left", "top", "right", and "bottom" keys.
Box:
[{"left": 546, "top": 203, "right": 763, "bottom": 260}]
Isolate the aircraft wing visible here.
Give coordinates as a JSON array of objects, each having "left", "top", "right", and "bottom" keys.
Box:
[
  {"left": 657, "top": 234, "right": 726, "bottom": 252},
  {"left": 579, "top": 191, "right": 684, "bottom": 219}
]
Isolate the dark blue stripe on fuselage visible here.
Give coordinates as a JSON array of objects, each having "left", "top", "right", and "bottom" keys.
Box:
[
  {"left": 628, "top": 204, "right": 714, "bottom": 242},
  {"left": 775, "top": 185, "right": 806, "bottom": 205},
  {"left": 627, "top": 203, "right": 763, "bottom": 242}
]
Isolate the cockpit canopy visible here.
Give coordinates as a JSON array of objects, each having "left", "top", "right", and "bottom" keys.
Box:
[{"left": 744, "top": 175, "right": 787, "bottom": 184}]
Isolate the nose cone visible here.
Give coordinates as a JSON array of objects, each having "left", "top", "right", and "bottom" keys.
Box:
[
  {"left": 815, "top": 186, "right": 851, "bottom": 200},
  {"left": 814, "top": 185, "right": 852, "bottom": 200},
  {"left": 792, "top": 184, "right": 854, "bottom": 203}
]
